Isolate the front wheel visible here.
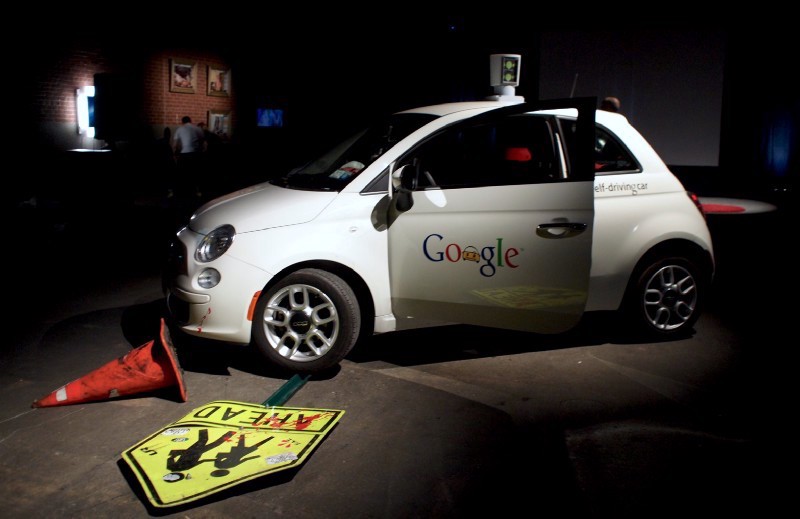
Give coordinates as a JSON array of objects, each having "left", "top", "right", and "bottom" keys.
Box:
[
  {"left": 624, "top": 256, "right": 706, "bottom": 339},
  {"left": 252, "top": 269, "right": 361, "bottom": 374}
]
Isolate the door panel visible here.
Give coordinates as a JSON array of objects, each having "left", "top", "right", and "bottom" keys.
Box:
[
  {"left": 388, "top": 100, "right": 596, "bottom": 333},
  {"left": 389, "top": 182, "right": 593, "bottom": 333}
]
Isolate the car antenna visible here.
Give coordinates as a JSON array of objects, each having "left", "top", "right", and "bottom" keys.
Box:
[{"left": 570, "top": 73, "right": 579, "bottom": 98}]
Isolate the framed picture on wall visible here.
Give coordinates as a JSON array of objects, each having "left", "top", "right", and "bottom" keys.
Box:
[
  {"left": 208, "top": 110, "right": 231, "bottom": 136},
  {"left": 207, "top": 66, "right": 230, "bottom": 97},
  {"left": 170, "top": 59, "right": 197, "bottom": 94}
]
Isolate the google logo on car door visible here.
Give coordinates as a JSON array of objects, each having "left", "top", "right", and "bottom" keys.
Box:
[{"left": 422, "top": 233, "right": 520, "bottom": 277}]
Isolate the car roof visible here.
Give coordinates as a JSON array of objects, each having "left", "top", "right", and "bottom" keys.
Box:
[
  {"left": 397, "top": 101, "right": 510, "bottom": 117},
  {"left": 397, "top": 100, "right": 639, "bottom": 146},
  {"left": 397, "top": 99, "right": 628, "bottom": 126}
]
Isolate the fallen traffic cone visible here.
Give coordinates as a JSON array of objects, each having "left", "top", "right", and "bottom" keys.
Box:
[{"left": 32, "top": 318, "right": 188, "bottom": 408}]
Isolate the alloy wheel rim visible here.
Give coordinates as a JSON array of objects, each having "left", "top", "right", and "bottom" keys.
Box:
[
  {"left": 262, "top": 284, "right": 339, "bottom": 362},
  {"left": 642, "top": 265, "right": 697, "bottom": 330}
]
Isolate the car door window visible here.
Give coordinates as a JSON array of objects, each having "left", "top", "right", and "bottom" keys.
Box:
[{"left": 399, "top": 115, "right": 563, "bottom": 190}]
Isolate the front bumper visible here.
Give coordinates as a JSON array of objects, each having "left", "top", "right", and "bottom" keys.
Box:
[{"left": 162, "top": 233, "right": 272, "bottom": 344}]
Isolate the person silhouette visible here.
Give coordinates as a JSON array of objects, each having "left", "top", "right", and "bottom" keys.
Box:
[
  {"left": 212, "top": 434, "right": 275, "bottom": 471},
  {"left": 166, "top": 429, "right": 235, "bottom": 472},
  {"left": 170, "top": 115, "right": 205, "bottom": 219},
  {"left": 172, "top": 115, "right": 204, "bottom": 192},
  {"left": 600, "top": 96, "right": 621, "bottom": 112}
]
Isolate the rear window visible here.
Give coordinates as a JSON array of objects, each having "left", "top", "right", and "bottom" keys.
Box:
[{"left": 559, "top": 118, "right": 641, "bottom": 175}]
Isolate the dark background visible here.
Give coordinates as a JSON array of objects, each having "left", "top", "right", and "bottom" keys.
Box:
[
  {"left": 2, "top": 14, "right": 796, "bottom": 515},
  {"left": 9, "top": 13, "right": 799, "bottom": 208}
]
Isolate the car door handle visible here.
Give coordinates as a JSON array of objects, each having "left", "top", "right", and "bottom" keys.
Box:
[{"left": 536, "top": 222, "right": 587, "bottom": 239}]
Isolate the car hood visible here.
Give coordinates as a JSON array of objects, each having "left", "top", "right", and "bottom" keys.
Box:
[{"left": 188, "top": 181, "right": 337, "bottom": 234}]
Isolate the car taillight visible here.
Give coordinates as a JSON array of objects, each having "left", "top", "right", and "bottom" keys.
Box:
[{"left": 687, "top": 191, "right": 707, "bottom": 220}]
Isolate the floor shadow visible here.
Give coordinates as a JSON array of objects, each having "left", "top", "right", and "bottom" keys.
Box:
[
  {"left": 118, "top": 297, "right": 700, "bottom": 378},
  {"left": 346, "top": 310, "right": 695, "bottom": 368},
  {"left": 117, "top": 455, "right": 300, "bottom": 516}
]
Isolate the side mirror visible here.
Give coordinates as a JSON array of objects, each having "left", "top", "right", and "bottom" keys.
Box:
[
  {"left": 391, "top": 164, "right": 411, "bottom": 192},
  {"left": 390, "top": 164, "right": 414, "bottom": 211}
]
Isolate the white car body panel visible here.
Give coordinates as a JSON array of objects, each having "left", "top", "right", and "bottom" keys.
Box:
[
  {"left": 587, "top": 186, "right": 712, "bottom": 311},
  {"left": 177, "top": 190, "right": 395, "bottom": 343},
  {"left": 190, "top": 181, "right": 336, "bottom": 234}
]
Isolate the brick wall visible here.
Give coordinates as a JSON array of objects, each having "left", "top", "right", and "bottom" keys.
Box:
[
  {"left": 29, "top": 42, "right": 234, "bottom": 150},
  {"left": 143, "top": 49, "right": 235, "bottom": 132},
  {"left": 34, "top": 45, "right": 111, "bottom": 124}
]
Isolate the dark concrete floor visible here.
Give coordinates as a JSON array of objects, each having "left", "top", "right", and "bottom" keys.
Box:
[{"left": 1, "top": 181, "right": 796, "bottom": 517}]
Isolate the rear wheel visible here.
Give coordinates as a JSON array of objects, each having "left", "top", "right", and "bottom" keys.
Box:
[
  {"left": 624, "top": 256, "right": 705, "bottom": 338},
  {"left": 253, "top": 269, "right": 361, "bottom": 374}
]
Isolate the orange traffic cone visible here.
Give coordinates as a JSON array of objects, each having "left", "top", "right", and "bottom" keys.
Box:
[{"left": 31, "top": 318, "right": 188, "bottom": 408}]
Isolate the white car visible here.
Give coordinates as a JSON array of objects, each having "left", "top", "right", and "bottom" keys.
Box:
[{"left": 164, "top": 97, "right": 715, "bottom": 374}]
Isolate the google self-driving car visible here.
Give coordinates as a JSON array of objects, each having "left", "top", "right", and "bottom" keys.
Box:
[{"left": 163, "top": 95, "right": 714, "bottom": 374}]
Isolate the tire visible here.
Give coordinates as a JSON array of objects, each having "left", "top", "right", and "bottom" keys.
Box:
[
  {"left": 624, "top": 256, "right": 705, "bottom": 339},
  {"left": 252, "top": 268, "right": 361, "bottom": 374}
]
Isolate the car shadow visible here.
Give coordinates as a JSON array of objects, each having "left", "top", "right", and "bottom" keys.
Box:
[
  {"left": 120, "top": 301, "right": 694, "bottom": 381},
  {"left": 120, "top": 299, "right": 341, "bottom": 381},
  {"left": 345, "top": 310, "right": 692, "bottom": 368}
]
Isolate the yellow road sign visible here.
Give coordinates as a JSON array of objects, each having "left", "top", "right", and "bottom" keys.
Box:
[{"left": 122, "top": 400, "right": 344, "bottom": 508}]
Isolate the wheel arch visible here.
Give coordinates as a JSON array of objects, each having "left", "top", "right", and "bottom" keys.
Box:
[
  {"left": 259, "top": 260, "right": 376, "bottom": 339},
  {"left": 630, "top": 238, "right": 715, "bottom": 292},
  {"left": 619, "top": 237, "right": 715, "bottom": 337}
]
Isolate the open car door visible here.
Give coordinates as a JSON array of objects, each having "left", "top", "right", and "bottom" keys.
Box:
[{"left": 387, "top": 98, "right": 596, "bottom": 333}]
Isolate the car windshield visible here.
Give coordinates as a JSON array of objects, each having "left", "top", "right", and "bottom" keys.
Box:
[{"left": 272, "top": 113, "right": 437, "bottom": 191}]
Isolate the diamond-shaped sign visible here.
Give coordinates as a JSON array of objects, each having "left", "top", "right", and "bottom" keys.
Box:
[{"left": 122, "top": 400, "right": 344, "bottom": 507}]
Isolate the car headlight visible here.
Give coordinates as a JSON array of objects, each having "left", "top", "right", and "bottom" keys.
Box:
[{"left": 195, "top": 224, "right": 236, "bottom": 263}]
